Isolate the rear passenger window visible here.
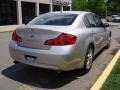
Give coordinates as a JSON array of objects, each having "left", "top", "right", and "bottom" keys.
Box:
[
  {"left": 86, "top": 14, "right": 97, "bottom": 27},
  {"left": 84, "top": 16, "right": 91, "bottom": 27},
  {"left": 94, "top": 15, "right": 104, "bottom": 27}
]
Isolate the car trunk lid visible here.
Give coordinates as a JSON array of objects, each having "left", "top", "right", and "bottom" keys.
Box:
[{"left": 16, "top": 25, "right": 71, "bottom": 50}]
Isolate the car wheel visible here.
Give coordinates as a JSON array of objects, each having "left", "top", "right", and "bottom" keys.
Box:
[
  {"left": 83, "top": 46, "right": 94, "bottom": 73},
  {"left": 105, "top": 36, "right": 111, "bottom": 49}
]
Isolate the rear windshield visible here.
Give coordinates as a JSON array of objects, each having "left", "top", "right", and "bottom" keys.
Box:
[{"left": 30, "top": 13, "right": 78, "bottom": 26}]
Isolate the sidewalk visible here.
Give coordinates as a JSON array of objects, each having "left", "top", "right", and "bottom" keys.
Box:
[{"left": 0, "top": 24, "right": 25, "bottom": 33}]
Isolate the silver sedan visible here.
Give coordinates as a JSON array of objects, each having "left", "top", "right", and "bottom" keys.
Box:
[{"left": 9, "top": 11, "right": 111, "bottom": 73}]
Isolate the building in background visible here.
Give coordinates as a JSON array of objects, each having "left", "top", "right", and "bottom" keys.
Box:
[{"left": 0, "top": 0, "right": 72, "bottom": 32}]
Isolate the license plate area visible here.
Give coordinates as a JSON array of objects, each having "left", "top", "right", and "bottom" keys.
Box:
[{"left": 25, "top": 55, "right": 37, "bottom": 63}]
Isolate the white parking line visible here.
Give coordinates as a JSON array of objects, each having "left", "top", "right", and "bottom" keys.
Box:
[
  {"left": 0, "top": 75, "right": 4, "bottom": 79},
  {"left": 18, "top": 85, "right": 36, "bottom": 90}
]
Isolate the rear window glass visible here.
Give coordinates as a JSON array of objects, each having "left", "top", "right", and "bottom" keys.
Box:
[{"left": 30, "top": 13, "right": 78, "bottom": 26}]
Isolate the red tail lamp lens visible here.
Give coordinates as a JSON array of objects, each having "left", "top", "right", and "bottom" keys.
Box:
[
  {"left": 44, "top": 33, "right": 77, "bottom": 46},
  {"left": 12, "top": 31, "right": 22, "bottom": 42}
]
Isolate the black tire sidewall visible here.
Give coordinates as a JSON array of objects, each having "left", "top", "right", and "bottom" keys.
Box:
[{"left": 83, "top": 46, "right": 93, "bottom": 73}]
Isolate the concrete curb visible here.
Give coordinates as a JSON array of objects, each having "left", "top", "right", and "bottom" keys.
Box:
[
  {"left": 0, "top": 30, "right": 13, "bottom": 33},
  {"left": 0, "top": 24, "right": 25, "bottom": 33},
  {"left": 90, "top": 50, "right": 120, "bottom": 90}
]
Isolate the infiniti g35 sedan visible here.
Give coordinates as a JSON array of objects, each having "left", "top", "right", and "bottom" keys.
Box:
[{"left": 9, "top": 11, "right": 111, "bottom": 73}]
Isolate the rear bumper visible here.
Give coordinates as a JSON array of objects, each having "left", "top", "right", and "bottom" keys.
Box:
[{"left": 9, "top": 41, "right": 84, "bottom": 71}]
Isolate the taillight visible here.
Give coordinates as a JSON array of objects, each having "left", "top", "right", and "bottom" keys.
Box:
[
  {"left": 12, "top": 31, "right": 22, "bottom": 42},
  {"left": 44, "top": 33, "right": 77, "bottom": 46}
]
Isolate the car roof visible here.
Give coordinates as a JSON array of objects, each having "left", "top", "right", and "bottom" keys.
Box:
[{"left": 49, "top": 11, "right": 91, "bottom": 15}]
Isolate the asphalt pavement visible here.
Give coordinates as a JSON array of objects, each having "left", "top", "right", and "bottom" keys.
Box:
[{"left": 0, "top": 25, "right": 120, "bottom": 90}]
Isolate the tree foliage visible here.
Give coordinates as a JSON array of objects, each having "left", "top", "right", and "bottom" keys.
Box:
[
  {"left": 72, "top": 0, "right": 120, "bottom": 17},
  {"left": 107, "top": 0, "right": 120, "bottom": 15}
]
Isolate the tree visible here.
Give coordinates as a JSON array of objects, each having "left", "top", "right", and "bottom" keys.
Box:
[
  {"left": 107, "top": 0, "right": 120, "bottom": 15},
  {"left": 72, "top": 0, "right": 88, "bottom": 11},
  {"left": 72, "top": 0, "right": 106, "bottom": 16},
  {"left": 72, "top": 0, "right": 120, "bottom": 16}
]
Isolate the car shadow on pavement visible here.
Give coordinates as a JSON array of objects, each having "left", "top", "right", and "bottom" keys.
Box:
[
  {"left": 93, "top": 47, "right": 106, "bottom": 61},
  {"left": 2, "top": 64, "right": 86, "bottom": 89},
  {"left": 1, "top": 48, "right": 108, "bottom": 89}
]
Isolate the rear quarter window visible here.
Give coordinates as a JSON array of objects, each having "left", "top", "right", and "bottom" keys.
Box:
[
  {"left": 86, "top": 14, "right": 97, "bottom": 27},
  {"left": 83, "top": 16, "right": 91, "bottom": 27}
]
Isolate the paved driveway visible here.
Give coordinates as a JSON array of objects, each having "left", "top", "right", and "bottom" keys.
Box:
[{"left": 0, "top": 25, "right": 120, "bottom": 90}]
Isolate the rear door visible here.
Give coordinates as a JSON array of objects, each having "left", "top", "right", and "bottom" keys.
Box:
[
  {"left": 93, "top": 15, "right": 106, "bottom": 47},
  {"left": 86, "top": 14, "right": 105, "bottom": 52}
]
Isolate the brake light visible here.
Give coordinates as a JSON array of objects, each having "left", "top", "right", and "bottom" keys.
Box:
[
  {"left": 44, "top": 33, "right": 77, "bottom": 46},
  {"left": 12, "top": 31, "right": 22, "bottom": 42}
]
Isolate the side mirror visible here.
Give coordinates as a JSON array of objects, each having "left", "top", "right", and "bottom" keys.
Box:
[{"left": 104, "top": 23, "right": 109, "bottom": 27}]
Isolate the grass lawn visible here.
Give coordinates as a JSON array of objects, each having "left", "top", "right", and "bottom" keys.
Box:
[{"left": 101, "top": 58, "right": 120, "bottom": 90}]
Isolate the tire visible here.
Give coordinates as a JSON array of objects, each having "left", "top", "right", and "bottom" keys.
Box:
[
  {"left": 83, "top": 46, "right": 94, "bottom": 73},
  {"left": 105, "top": 36, "right": 111, "bottom": 49}
]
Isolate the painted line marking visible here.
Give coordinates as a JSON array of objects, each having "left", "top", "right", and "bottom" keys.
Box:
[
  {"left": 90, "top": 50, "right": 120, "bottom": 90},
  {"left": 18, "top": 85, "right": 36, "bottom": 90}
]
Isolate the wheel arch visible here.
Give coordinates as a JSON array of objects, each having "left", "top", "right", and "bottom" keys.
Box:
[{"left": 88, "top": 42, "right": 95, "bottom": 55}]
